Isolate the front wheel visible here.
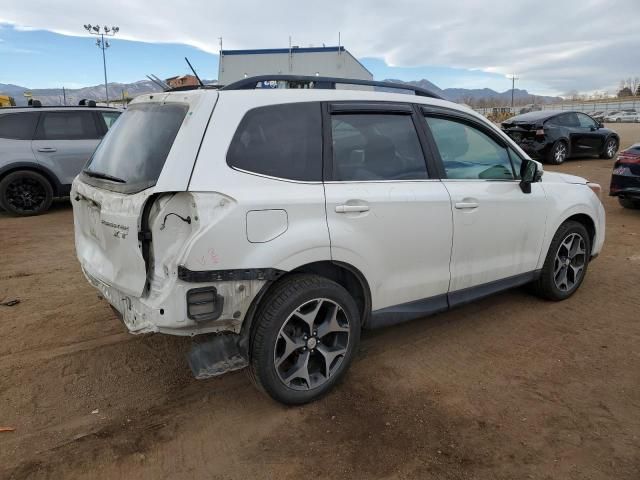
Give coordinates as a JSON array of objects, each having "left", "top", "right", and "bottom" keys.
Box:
[
  {"left": 532, "top": 221, "right": 591, "bottom": 301},
  {"left": 600, "top": 137, "right": 618, "bottom": 159},
  {"left": 249, "top": 274, "right": 360, "bottom": 405}
]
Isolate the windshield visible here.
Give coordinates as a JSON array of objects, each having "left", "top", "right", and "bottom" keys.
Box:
[{"left": 84, "top": 102, "right": 188, "bottom": 193}]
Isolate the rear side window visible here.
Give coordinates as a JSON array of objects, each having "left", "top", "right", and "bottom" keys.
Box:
[
  {"left": 227, "top": 103, "right": 322, "bottom": 181},
  {"left": 35, "top": 111, "right": 100, "bottom": 140},
  {"left": 84, "top": 102, "right": 189, "bottom": 193},
  {"left": 425, "top": 116, "right": 515, "bottom": 180},
  {"left": 331, "top": 114, "right": 427, "bottom": 181},
  {"left": 0, "top": 113, "right": 39, "bottom": 140}
]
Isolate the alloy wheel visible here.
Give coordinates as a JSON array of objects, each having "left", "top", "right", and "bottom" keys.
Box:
[
  {"left": 553, "top": 233, "right": 586, "bottom": 292},
  {"left": 606, "top": 139, "right": 617, "bottom": 158},
  {"left": 5, "top": 177, "right": 47, "bottom": 213},
  {"left": 274, "top": 298, "right": 351, "bottom": 391},
  {"left": 554, "top": 143, "right": 567, "bottom": 163}
]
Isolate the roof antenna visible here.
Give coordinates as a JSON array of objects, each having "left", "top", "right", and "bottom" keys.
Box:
[
  {"left": 146, "top": 74, "right": 169, "bottom": 90},
  {"left": 185, "top": 57, "right": 204, "bottom": 86}
]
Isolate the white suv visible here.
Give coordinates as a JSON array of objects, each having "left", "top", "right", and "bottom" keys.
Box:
[{"left": 72, "top": 76, "right": 605, "bottom": 404}]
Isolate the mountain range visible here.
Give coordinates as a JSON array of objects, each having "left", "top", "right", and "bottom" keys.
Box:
[
  {"left": 1, "top": 78, "right": 561, "bottom": 106},
  {"left": 384, "top": 79, "right": 562, "bottom": 104}
]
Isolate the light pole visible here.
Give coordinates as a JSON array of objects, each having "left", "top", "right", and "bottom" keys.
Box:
[
  {"left": 507, "top": 73, "right": 519, "bottom": 110},
  {"left": 84, "top": 24, "right": 119, "bottom": 106}
]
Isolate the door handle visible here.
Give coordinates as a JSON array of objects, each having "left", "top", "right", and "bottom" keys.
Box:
[
  {"left": 37, "top": 147, "right": 57, "bottom": 152},
  {"left": 454, "top": 201, "right": 479, "bottom": 209},
  {"left": 335, "top": 204, "right": 369, "bottom": 213}
]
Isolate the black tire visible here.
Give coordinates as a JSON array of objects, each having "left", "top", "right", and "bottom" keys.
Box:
[
  {"left": 532, "top": 221, "right": 591, "bottom": 301},
  {"left": 0, "top": 170, "right": 53, "bottom": 216},
  {"left": 618, "top": 197, "right": 640, "bottom": 209},
  {"left": 249, "top": 274, "right": 361, "bottom": 405},
  {"left": 546, "top": 140, "right": 568, "bottom": 165},
  {"left": 600, "top": 137, "right": 618, "bottom": 159}
]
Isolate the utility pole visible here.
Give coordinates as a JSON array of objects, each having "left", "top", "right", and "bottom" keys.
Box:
[
  {"left": 84, "top": 24, "right": 120, "bottom": 106},
  {"left": 62, "top": 86, "right": 66, "bottom": 106},
  {"left": 508, "top": 73, "right": 519, "bottom": 109}
]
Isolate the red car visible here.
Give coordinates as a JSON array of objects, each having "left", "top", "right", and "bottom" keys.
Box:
[{"left": 610, "top": 143, "right": 640, "bottom": 209}]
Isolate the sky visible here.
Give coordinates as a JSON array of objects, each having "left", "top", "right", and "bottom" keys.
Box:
[{"left": 1, "top": 0, "right": 638, "bottom": 96}]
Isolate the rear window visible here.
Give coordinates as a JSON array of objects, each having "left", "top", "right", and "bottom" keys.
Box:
[
  {"left": 227, "top": 103, "right": 322, "bottom": 181},
  {"left": 84, "top": 102, "right": 188, "bottom": 193},
  {"left": 0, "top": 112, "right": 39, "bottom": 140}
]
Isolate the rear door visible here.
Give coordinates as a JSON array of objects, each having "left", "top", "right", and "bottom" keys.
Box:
[
  {"left": 422, "top": 109, "right": 547, "bottom": 303},
  {"left": 323, "top": 102, "right": 453, "bottom": 316},
  {"left": 32, "top": 110, "right": 102, "bottom": 185}
]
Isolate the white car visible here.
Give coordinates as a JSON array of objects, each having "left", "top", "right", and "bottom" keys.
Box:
[
  {"left": 72, "top": 76, "right": 605, "bottom": 404},
  {"left": 604, "top": 111, "right": 639, "bottom": 123}
]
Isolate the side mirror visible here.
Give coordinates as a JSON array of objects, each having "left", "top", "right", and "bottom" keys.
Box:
[
  {"left": 519, "top": 159, "right": 541, "bottom": 194},
  {"left": 598, "top": 121, "right": 604, "bottom": 128}
]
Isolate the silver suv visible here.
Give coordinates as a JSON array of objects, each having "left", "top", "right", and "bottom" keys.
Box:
[{"left": 0, "top": 105, "right": 120, "bottom": 215}]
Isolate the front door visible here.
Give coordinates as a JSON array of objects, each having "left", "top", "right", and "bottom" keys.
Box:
[
  {"left": 32, "top": 110, "right": 102, "bottom": 185},
  {"left": 323, "top": 103, "right": 453, "bottom": 319},
  {"left": 422, "top": 112, "right": 548, "bottom": 304}
]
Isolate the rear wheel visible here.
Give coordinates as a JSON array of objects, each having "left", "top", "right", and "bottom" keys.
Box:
[
  {"left": 532, "top": 221, "right": 591, "bottom": 301},
  {"left": 547, "top": 140, "right": 568, "bottom": 165},
  {"left": 0, "top": 170, "right": 53, "bottom": 216},
  {"left": 249, "top": 274, "right": 360, "bottom": 405},
  {"left": 618, "top": 197, "right": 640, "bottom": 209},
  {"left": 600, "top": 137, "right": 618, "bottom": 159}
]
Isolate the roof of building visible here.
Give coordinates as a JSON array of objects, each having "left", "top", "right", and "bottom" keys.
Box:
[{"left": 220, "top": 46, "right": 346, "bottom": 56}]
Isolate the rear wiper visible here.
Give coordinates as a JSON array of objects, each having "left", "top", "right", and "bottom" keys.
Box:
[{"left": 83, "top": 169, "right": 126, "bottom": 183}]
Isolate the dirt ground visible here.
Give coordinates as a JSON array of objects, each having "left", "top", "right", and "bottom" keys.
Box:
[{"left": 1, "top": 123, "right": 639, "bottom": 480}]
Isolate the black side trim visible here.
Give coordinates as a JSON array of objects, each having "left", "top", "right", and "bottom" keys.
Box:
[
  {"left": 368, "top": 294, "right": 448, "bottom": 329},
  {"left": 448, "top": 270, "right": 540, "bottom": 308},
  {"left": 367, "top": 270, "right": 541, "bottom": 329},
  {"left": 178, "top": 266, "right": 286, "bottom": 283}
]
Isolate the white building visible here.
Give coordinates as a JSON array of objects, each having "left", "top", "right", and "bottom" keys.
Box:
[{"left": 218, "top": 46, "right": 373, "bottom": 86}]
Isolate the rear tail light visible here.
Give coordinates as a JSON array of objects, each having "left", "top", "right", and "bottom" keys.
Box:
[
  {"left": 587, "top": 182, "right": 602, "bottom": 200},
  {"left": 617, "top": 153, "right": 640, "bottom": 164}
]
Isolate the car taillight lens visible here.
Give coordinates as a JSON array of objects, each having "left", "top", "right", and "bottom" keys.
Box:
[
  {"left": 617, "top": 153, "right": 640, "bottom": 164},
  {"left": 587, "top": 182, "right": 602, "bottom": 199}
]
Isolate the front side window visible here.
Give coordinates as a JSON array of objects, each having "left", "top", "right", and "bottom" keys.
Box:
[
  {"left": 331, "top": 113, "right": 427, "bottom": 181},
  {"left": 101, "top": 111, "right": 120, "bottom": 129},
  {"left": 227, "top": 103, "right": 322, "bottom": 181},
  {"left": 84, "top": 102, "right": 188, "bottom": 193},
  {"left": 0, "top": 113, "right": 39, "bottom": 140},
  {"left": 425, "top": 116, "right": 515, "bottom": 180},
  {"left": 577, "top": 113, "right": 597, "bottom": 128},
  {"left": 36, "top": 111, "right": 100, "bottom": 140}
]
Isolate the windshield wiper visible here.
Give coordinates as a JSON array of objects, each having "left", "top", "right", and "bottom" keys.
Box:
[{"left": 83, "top": 169, "right": 126, "bottom": 183}]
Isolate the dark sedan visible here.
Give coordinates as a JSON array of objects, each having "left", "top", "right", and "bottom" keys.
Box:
[
  {"left": 501, "top": 110, "right": 619, "bottom": 164},
  {"left": 610, "top": 143, "right": 640, "bottom": 209}
]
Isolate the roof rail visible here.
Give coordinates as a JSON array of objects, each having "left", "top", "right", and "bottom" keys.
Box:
[{"left": 220, "top": 75, "right": 444, "bottom": 99}]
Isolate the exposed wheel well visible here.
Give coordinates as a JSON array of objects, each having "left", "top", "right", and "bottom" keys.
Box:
[
  {"left": 241, "top": 261, "right": 372, "bottom": 345},
  {"left": 0, "top": 166, "right": 60, "bottom": 196},
  {"left": 290, "top": 261, "right": 371, "bottom": 326},
  {"left": 565, "top": 213, "right": 596, "bottom": 248}
]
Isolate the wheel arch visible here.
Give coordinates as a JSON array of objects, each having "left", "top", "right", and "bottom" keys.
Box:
[
  {"left": 564, "top": 213, "right": 596, "bottom": 249},
  {"left": 0, "top": 162, "right": 62, "bottom": 196},
  {"left": 239, "top": 260, "right": 372, "bottom": 351}
]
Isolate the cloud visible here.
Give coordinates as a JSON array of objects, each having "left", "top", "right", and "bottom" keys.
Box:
[{"left": 1, "top": 0, "right": 638, "bottom": 93}]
